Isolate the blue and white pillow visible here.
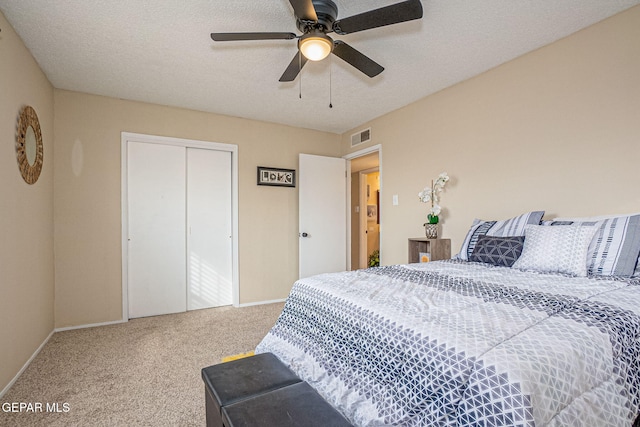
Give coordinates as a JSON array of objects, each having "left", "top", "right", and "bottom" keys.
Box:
[
  {"left": 549, "top": 214, "right": 640, "bottom": 277},
  {"left": 469, "top": 235, "right": 525, "bottom": 267},
  {"left": 587, "top": 216, "right": 640, "bottom": 276},
  {"left": 457, "top": 211, "right": 545, "bottom": 261},
  {"left": 512, "top": 224, "right": 599, "bottom": 277}
]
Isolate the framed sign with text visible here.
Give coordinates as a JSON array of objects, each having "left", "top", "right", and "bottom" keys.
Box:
[{"left": 257, "top": 166, "right": 296, "bottom": 187}]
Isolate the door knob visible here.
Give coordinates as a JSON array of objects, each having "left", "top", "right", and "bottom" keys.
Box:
[{"left": 300, "top": 232, "right": 309, "bottom": 237}]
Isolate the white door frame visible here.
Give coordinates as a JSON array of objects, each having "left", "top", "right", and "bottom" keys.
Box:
[
  {"left": 343, "top": 144, "right": 382, "bottom": 270},
  {"left": 121, "top": 132, "right": 240, "bottom": 321}
]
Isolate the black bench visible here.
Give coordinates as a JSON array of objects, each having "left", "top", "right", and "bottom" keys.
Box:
[
  {"left": 202, "top": 353, "right": 301, "bottom": 427},
  {"left": 221, "top": 381, "right": 353, "bottom": 427},
  {"left": 202, "top": 352, "right": 353, "bottom": 427}
]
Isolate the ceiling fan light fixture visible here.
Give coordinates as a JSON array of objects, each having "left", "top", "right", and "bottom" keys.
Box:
[{"left": 299, "top": 33, "right": 333, "bottom": 61}]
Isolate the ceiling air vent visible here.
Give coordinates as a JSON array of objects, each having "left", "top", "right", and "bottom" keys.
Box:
[{"left": 351, "top": 128, "right": 371, "bottom": 147}]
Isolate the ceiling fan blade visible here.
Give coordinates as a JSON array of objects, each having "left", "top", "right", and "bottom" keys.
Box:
[
  {"left": 211, "top": 32, "right": 297, "bottom": 41},
  {"left": 288, "top": 0, "right": 318, "bottom": 21},
  {"left": 279, "top": 51, "right": 309, "bottom": 82},
  {"left": 332, "top": 0, "right": 423, "bottom": 35},
  {"left": 332, "top": 41, "right": 384, "bottom": 78}
]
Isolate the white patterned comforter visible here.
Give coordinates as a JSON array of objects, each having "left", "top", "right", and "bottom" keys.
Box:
[{"left": 256, "top": 260, "right": 640, "bottom": 426}]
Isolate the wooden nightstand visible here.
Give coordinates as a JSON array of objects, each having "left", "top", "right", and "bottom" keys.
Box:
[{"left": 408, "top": 238, "right": 451, "bottom": 263}]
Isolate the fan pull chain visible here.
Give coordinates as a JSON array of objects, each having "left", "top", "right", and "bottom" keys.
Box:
[
  {"left": 329, "top": 54, "right": 333, "bottom": 108},
  {"left": 299, "top": 52, "right": 302, "bottom": 99}
]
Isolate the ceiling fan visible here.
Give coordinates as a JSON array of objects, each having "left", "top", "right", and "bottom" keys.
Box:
[{"left": 210, "top": 0, "right": 423, "bottom": 82}]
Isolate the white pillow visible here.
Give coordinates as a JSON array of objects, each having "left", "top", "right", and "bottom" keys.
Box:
[
  {"left": 554, "top": 213, "right": 640, "bottom": 221},
  {"left": 547, "top": 214, "right": 640, "bottom": 277},
  {"left": 512, "top": 224, "right": 599, "bottom": 277}
]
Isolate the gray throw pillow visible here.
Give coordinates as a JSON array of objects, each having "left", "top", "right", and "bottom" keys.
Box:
[{"left": 469, "top": 235, "right": 525, "bottom": 268}]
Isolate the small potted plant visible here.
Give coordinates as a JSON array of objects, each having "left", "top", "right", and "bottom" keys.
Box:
[
  {"left": 418, "top": 172, "right": 450, "bottom": 238},
  {"left": 368, "top": 250, "right": 380, "bottom": 268}
]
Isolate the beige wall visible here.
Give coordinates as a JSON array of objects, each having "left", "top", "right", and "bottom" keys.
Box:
[
  {"left": 0, "top": 12, "right": 55, "bottom": 393},
  {"left": 53, "top": 91, "right": 341, "bottom": 327},
  {"left": 341, "top": 5, "right": 640, "bottom": 266}
]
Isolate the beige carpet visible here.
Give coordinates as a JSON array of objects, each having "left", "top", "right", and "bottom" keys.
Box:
[{"left": 0, "top": 303, "right": 284, "bottom": 427}]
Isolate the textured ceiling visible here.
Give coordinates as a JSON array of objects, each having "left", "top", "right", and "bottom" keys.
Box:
[{"left": 1, "top": 0, "right": 638, "bottom": 134}]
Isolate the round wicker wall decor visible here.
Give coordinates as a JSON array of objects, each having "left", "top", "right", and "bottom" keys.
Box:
[{"left": 16, "top": 105, "right": 44, "bottom": 184}]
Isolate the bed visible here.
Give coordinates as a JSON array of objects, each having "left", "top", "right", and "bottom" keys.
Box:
[{"left": 256, "top": 212, "right": 640, "bottom": 426}]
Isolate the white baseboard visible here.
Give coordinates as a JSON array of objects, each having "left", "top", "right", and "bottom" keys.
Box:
[
  {"left": 0, "top": 329, "right": 54, "bottom": 399},
  {"left": 1, "top": 306, "right": 281, "bottom": 398},
  {"left": 236, "top": 298, "right": 286, "bottom": 308},
  {"left": 0, "top": 319, "right": 128, "bottom": 398},
  {"left": 55, "top": 319, "right": 127, "bottom": 332}
]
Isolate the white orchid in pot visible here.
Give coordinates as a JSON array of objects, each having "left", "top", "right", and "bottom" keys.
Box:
[{"left": 418, "top": 172, "right": 450, "bottom": 237}]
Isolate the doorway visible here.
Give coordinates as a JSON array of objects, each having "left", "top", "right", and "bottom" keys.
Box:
[{"left": 347, "top": 148, "right": 381, "bottom": 270}]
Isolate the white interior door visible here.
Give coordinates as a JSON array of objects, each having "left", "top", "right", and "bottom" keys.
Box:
[
  {"left": 299, "top": 154, "right": 347, "bottom": 279},
  {"left": 187, "top": 148, "right": 233, "bottom": 310},
  {"left": 128, "top": 142, "right": 187, "bottom": 318}
]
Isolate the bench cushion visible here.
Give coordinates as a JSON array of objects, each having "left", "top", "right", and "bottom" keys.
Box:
[
  {"left": 221, "top": 382, "right": 353, "bottom": 427},
  {"left": 202, "top": 353, "right": 301, "bottom": 427}
]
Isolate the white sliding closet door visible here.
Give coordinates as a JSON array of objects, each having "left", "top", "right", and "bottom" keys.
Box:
[
  {"left": 128, "top": 142, "right": 187, "bottom": 318},
  {"left": 187, "top": 148, "right": 233, "bottom": 310}
]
